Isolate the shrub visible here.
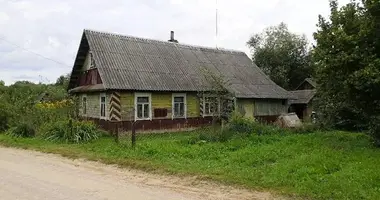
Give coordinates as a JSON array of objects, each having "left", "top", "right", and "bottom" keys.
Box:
[
  {"left": 40, "top": 119, "right": 101, "bottom": 143},
  {"left": 228, "top": 113, "right": 256, "bottom": 135},
  {"left": 369, "top": 116, "right": 380, "bottom": 147},
  {"left": 6, "top": 123, "right": 35, "bottom": 138},
  {"left": 0, "top": 104, "right": 11, "bottom": 132},
  {"left": 0, "top": 111, "right": 9, "bottom": 132},
  {"left": 229, "top": 113, "right": 283, "bottom": 136},
  {"left": 191, "top": 114, "right": 285, "bottom": 144}
]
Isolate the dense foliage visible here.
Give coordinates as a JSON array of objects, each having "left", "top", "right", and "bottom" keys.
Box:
[
  {"left": 6, "top": 123, "right": 35, "bottom": 138},
  {"left": 0, "top": 80, "right": 95, "bottom": 142},
  {"left": 0, "top": 81, "right": 69, "bottom": 128},
  {"left": 247, "top": 22, "right": 314, "bottom": 90},
  {"left": 40, "top": 119, "right": 101, "bottom": 143},
  {"left": 0, "top": 104, "right": 10, "bottom": 132},
  {"left": 313, "top": 0, "right": 380, "bottom": 144},
  {"left": 193, "top": 113, "right": 317, "bottom": 143}
]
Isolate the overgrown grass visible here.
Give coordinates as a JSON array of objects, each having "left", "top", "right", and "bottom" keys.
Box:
[{"left": 1, "top": 131, "right": 380, "bottom": 200}]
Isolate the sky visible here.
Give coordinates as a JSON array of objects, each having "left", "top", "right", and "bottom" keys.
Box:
[{"left": 0, "top": 0, "right": 350, "bottom": 85}]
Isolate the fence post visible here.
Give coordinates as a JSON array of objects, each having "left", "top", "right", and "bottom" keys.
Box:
[
  {"left": 114, "top": 122, "right": 119, "bottom": 144},
  {"left": 131, "top": 122, "right": 136, "bottom": 148}
]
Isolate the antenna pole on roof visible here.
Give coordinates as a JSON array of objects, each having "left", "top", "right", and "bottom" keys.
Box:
[{"left": 215, "top": 0, "right": 218, "bottom": 49}]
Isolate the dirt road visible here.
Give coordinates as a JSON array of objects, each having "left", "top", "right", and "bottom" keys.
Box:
[{"left": 0, "top": 147, "right": 275, "bottom": 200}]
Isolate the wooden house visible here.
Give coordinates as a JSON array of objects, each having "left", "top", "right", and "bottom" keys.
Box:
[
  {"left": 288, "top": 78, "right": 317, "bottom": 121},
  {"left": 68, "top": 30, "right": 292, "bottom": 131}
]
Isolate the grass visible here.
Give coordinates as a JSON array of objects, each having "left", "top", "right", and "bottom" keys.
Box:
[{"left": 1, "top": 131, "right": 380, "bottom": 199}]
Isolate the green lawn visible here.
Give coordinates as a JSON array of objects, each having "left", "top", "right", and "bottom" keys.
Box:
[{"left": 1, "top": 131, "right": 380, "bottom": 200}]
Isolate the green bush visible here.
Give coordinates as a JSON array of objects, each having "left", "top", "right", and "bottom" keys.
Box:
[
  {"left": 40, "top": 119, "right": 101, "bottom": 143},
  {"left": 191, "top": 114, "right": 286, "bottom": 144},
  {"left": 0, "top": 111, "right": 9, "bottom": 132},
  {"left": 228, "top": 113, "right": 256, "bottom": 135},
  {"left": 229, "top": 113, "right": 283, "bottom": 136},
  {"left": 369, "top": 116, "right": 380, "bottom": 147},
  {"left": 0, "top": 104, "right": 11, "bottom": 132},
  {"left": 6, "top": 123, "right": 35, "bottom": 138}
]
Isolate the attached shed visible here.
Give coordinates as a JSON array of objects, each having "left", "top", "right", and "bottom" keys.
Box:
[{"left": 288, "top": 78, "right": 317, "bottom": 121}]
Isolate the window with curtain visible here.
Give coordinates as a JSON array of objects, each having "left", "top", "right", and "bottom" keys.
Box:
[
  {"left": 173, "top": 94, "right": 186, "bottom": 118},
  {"left": 136, "top": 96, "right": 150, "bottom": 120}
]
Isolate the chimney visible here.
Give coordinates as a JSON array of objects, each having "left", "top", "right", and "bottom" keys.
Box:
[{"left": 168, "top": 31, "right": 178, "bottom": 43}]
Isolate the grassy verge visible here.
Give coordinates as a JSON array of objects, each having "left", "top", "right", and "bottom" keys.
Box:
[{"left": 1, "top": 131, "right": 380, "bottom": 199}]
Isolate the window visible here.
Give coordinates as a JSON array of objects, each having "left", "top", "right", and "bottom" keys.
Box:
[
  {"left": 100, "top": 93, "right": 106, "bottom": 118},
  {"left": 135, "top": 93, "right": 151, "bottom": 120},
  {"left": 82, "top": 95, "right": 87, "bottom": 115},
  {"left": 204, "top": 96, "right": 219, "bottom": 116},
  {"left": 172, "top": 94, "right": 186, "bottom": 118}
]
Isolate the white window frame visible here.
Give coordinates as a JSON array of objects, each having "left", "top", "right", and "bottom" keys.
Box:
[
  {"left": 134, "top": 93, "right": 152, "bottom": 121},
  {"left": 203, "top": 95, "right": 221, "bottom": 117},
  {"left": 172, "top": 93, "right": 187, "bottom": 119},
  {"left": 82, "top": 94, "right": 87, "bottom": 116},
  {"left": 100, "top": 93, "right": 107, "bottom": 119}
]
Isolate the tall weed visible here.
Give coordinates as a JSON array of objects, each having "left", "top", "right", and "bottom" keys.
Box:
[
  {"left": 40, "top": 119, "right": 101, "bottom": 143},
  {"left": 6, "top": 123, "right": 35, "bottom": 138}
]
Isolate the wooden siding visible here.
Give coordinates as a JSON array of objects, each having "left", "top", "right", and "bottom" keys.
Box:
[
  {"left": 120, "top": 92, "right": 134, "bottom": 121},
  {"left": 254, "top": 99, "right": 287, "bottom": 116},
  {"left": 78, "top": 68, "right": 102, "bottom": 86},
  {"left": 237, "top": 99, "right": 255, "bottom": 118},
  {"left": 79, "top": 93, "right": 109, "bottom": 119},
  {"left": 152, "top": 93, "right": 172, "bottom": 119},
  {"left": 303, "top": 102, "right": 314, "bottom": 122},
  {"left": 119, "top": 92, "right": 200, "bottom": 120},
  {"left": 187, "top": 93, "right": 200, "bottom": 117}
]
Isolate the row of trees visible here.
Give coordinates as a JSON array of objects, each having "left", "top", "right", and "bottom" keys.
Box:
[{"left": 247, "top": 0, "right": 380, "bottom": 143}]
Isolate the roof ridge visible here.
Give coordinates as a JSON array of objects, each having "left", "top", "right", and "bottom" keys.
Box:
[{"left": 84, "top": 29, "right": 246, "bottom": 55}]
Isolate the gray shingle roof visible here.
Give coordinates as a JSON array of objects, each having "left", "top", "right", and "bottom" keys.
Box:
[
  {"left": 305, "top": 78, "right": 317, "bottom": 88},
  {"left": 295, "top": 78, "right": 317, "bottom": 90},
  {"left": 69, "top": 29, "right": 291, "bottom": 99},
  {"left": 289, "top": 89, "right": 316, "bottom": 104}
]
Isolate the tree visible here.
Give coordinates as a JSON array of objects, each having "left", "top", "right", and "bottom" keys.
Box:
[
  {"left": 247, "top": 22, "right": 314, "bottom": 90},
  {"left": 0, "top": 80, "right": 4, "bottom": 86},
  {"left": 198, "top": 67, "right": 235, "bottom": 141},
  {"left": 313, "top": 0, "right": 380, "bottom": 144},
  {"left": 55, "top": 73, "right": 70, "bottom": 88}
]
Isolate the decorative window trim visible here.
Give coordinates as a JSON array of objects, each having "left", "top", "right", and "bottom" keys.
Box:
[
  {"left": 82, "top": 94, "right": 87, "bottom": 116},
  {"left": 202, "top": 95, "right": 221, "bottom": 117},
  {"left": 100, "top": 93, "right": 107, "bottom": 120},
  {"left": 134, "top": 93, "right": 152, "bottom": 121},
  {"left": 172, "top": 93, "right": 187, "bottom": 119}
]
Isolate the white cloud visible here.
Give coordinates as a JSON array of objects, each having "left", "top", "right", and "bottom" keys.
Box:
[
  {"left": 0, "top": 12, "right": 10, "bottom": 24},
  {"left": 0, "top": 0, "right": 351, "bottom": 85}
]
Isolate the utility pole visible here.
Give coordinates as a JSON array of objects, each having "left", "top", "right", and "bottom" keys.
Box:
[{"left": 215, "top": 0, "right": 218, "bottom": 49}]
